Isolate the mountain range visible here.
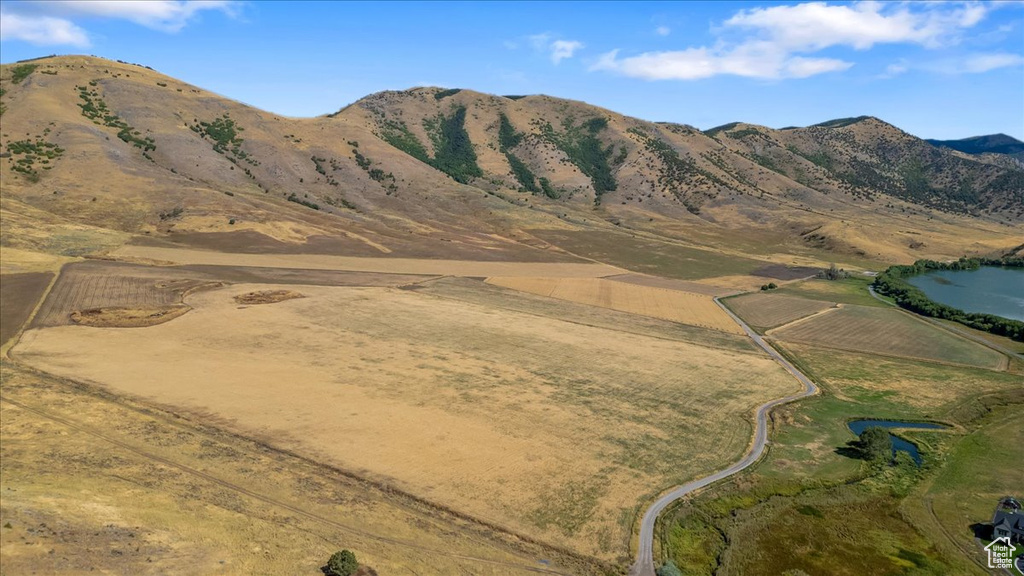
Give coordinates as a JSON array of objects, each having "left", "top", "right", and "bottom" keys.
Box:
[{"left": 2, "top": 55, "right": 1022, "bottom": 269}]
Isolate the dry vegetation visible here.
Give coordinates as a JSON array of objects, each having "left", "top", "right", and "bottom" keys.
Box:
[
  {"left": 724, "top": 293, "right": 836, "bottom": 330},
  {"left": 769, "top": 305, "right": 1006, "bottom": 370},
  {"left": 70, "top": 305, "right": 190, "bottom": 327},
  {"left": 0, "top": 272, "right": 53, "bottom": 345},
  {"left": 113, "top": 245, "right": 622, "bottom": 278},
  {"left": 0, "top": 363, "right": 583, "bottom": 576},
  {"left": 12, "top": 281, "right": 798, "bottom": 562},
  {"left": 486, "top": 277, "right": 743, "bottom": 334},
  {"left": 233, "top": 289, "right": 305, "bottom": 305}
]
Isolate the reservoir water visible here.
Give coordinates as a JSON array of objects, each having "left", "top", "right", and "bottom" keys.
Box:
[
  {"left": 907, "top": 266, "right": 1024, "bottom": 322},
  {"left": 847, "top": 419, "right": 947, "bottom": 465}
]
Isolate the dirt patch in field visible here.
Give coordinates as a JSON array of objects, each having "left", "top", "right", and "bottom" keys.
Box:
[
  {"left": 70, "top": 305, "right": 191, "bottom": 327},
  {"left": 1, "top": 272, "right": 53, "bottom": 345},
  {"left": 233, "top": 290, "right": 304, "bottom": 305}
]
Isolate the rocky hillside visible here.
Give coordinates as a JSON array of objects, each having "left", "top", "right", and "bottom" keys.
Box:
[{"left": 2, "top": 55, "right": 1021, "bottom": 267}]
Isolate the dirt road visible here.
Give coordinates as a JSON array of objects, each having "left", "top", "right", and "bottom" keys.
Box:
[{"left": 629, "top": 297, "right": 819, "bottom": 576}]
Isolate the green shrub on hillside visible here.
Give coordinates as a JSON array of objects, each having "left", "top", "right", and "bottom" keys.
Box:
[
  {"left": 540, "top": 116, "right": 617, "bottom": 201},
  {"left": 434, "top": 88, "right": 462, "bottom": 100},
  {"left": 423, "top": 105, "right": 482, "bottom": 183},
  {"left": 498, "top": 113, "right": 523, "bottom": 151},
  {"left": 77, "top": 85, "right": 156, "bottom": 152},
  {"left": 9, "top": 64, "right": 38, "bottom": 84},
  {"left": 505, "top": 152, "right": 538, "bottom": 192},
  {"left": 380, "top": 119, "right": 430, "bottom": 163},
  {"left": 6, "top": 137, "right": 64, "bottom": 181}
]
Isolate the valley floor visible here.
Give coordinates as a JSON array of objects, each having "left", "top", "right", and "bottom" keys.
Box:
[{"left": 1, "top": 247, "right": 1020, "bottom": 575}]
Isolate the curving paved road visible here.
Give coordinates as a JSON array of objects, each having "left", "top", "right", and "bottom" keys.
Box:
[{"left": 630, "top": 297, "right": 818, "bottom": 576}]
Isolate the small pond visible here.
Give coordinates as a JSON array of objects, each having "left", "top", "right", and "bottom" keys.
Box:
[{"left": 847, "top": 419, "right": 948, "bottom": 465}]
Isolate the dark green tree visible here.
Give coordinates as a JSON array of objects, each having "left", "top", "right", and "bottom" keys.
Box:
[
  {"left": 656, "top": 560, "right": 684, "bottom": 576},
  {"left": 323, "top": 549, "right": 358, "bottom": 576},
  {"left": 858, "top": 427, "right": 893, "bottom": 462}
]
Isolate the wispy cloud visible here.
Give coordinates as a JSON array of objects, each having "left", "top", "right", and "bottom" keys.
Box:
[
  {"left": 550, "top": 40, "right": 584, "bottom": 64},
  {"left": 0, "top": 0, "right": 237, "bottom": 47},
  {"left": 0, "top": 12, "right": 89, "bottom": 47},
  {"left": 934, "top": 52, "right": 1024, "bottom": 74},
  {"left": 523, "top": 32, "right": 584, "bottom": 64},
  {"left": 593, "top": 1, "right": 996, "bottom": 81},
  {"left": 655, "top": 25, "right": 671, "bottom": 37}
]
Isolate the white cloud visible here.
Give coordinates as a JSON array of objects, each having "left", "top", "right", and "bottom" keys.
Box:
[
  {"left": 1, "top": 0, "right": 236, "bottom": 46},
  {"left": 960, "top": 52, "right": 1024, "bottom": 73},
  {"left": 524, "top": 32, "right": 584, "bottom": 64},
  {"left": 591, "top": 44, "right": 851, "bottom": 80},
  {"left": 655, "top": 25, "right": 671, "bottom": 37},
  {"left": 879, "top": 61, "right": 909, "bottom": 79},
  {"left": 550, "top": 39, "right": 583, "bottom": 64},
  {"left": 724, "top": 1, "right": 990, "bottom": 51},
  {"left": 593, "top": 1, "right": 997, "bottom": 81},
  {"left": 0, "top": 13, "right": 89, "bottom": 47}
]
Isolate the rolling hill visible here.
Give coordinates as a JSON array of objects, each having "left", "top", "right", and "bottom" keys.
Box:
[
  {"left": 927, "top": 133, "right": 1024, "bottom": 159},
  {"left": 2, "top": 55, "right": 1022, "bottom": 270}
]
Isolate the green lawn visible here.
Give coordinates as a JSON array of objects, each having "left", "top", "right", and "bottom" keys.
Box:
[
  {"left": 657, "top": 342, "right": 1023, "bottom": 576},
  {"left": 773, "top": 275, "right": 887, "bottom": 307}
]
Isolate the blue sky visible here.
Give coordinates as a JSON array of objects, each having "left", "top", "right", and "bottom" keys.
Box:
[{"left": 2, "top": 1, "right": 1022, "bottom": 139}]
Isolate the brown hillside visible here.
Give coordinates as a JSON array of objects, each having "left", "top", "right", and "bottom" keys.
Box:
[{"left": 2, "top": 56, "right": 1020, "bottom": 269}]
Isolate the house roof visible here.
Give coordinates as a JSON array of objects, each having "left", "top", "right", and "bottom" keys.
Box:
[{"left": 994, "top": 511, "right": 1024, "bottom": 535}]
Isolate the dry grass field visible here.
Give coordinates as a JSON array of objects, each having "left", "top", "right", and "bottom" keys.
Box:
[
  {"left": 112, "top": 245, "right": 623, "bottom": 277},
  {"left": 0, "top": 272, "right": 53, "bottom": 346},
  {"left": 485, "top": 277, "right": 743, "bottom": 334},
  {"left": 769, "top": 305, "right": 1006, "bottom": 370},
  {"left": 0, "top": 363, "right": 584, "bottom": 576},
  {"left": 32, "top": 263, "right": 209, "bottom": 328},
  {"left": 603, "top": 274, "right": 738, "bottom": 297},
  {"left": 723, "top": 293, "right": 836, "bottom": 330},
  {"left": 12, "top": 280, "right": 798, "bottom": 561}
]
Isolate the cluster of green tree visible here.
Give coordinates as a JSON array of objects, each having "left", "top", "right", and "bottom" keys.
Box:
[
  {"left": 497, "top": 113, "right": 540, "bottom": 193},
  {"left": 787, "top": 146, "right": 835, "bottom": 171},
  {"left": 190, "top": 114, "right": 260, "bottom": 169},
  {"left": 77, "top": 85, "right": 156, "bottom": 152},
  {"left": 350, "top": 145, "right": 397, "bottom": 194},
  {"left": 656, "top": 559, "right": 683, "bottom": 576},
  {"left": 286, "top": 193, "right": 320, "bottom": 211},
  {"left": 433, "top": 88, "right": 462, "bottom": 100},
  {"left": 760, "top": 282, "right": 778, "bottom": 291},
  {"left": 538, "top": 177, "right": 559, "bottom": 199},
  {"left": 9, "top": 64, "right": 38, "bottom": 84},
  {"left": 855, "top": 427, "right": 893, "bottom": 462},
  {"left": 873, "top": 257, "right": 1024, "bottom": 341},
  {"left": 541, "top": 116, "right": 617, "bottom": 202},
  {"left": 629, "top": 127, "right": 726, "bottom": 212},
  {"left": 816, "top": 263, "right": 849, "bottom": 281},
  {"left": 6, "top": 137, "right": 64, "bottom": 181},
  {"left": 422, "top": 106, "right": 482, "bottom": 184},
  {"left": 323, "top": 549, "right": 361, "bottom": 576},
  {"left": 380, "top": 119, "right": 431, "bottom": 164}
]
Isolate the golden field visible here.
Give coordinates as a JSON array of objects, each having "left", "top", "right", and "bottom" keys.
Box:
[
  {"left": 12, "top": 277, "right": 799, "bottom": 561},
  {"left": 485, "top": 276, "right": 744, "bottom": 334}
]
